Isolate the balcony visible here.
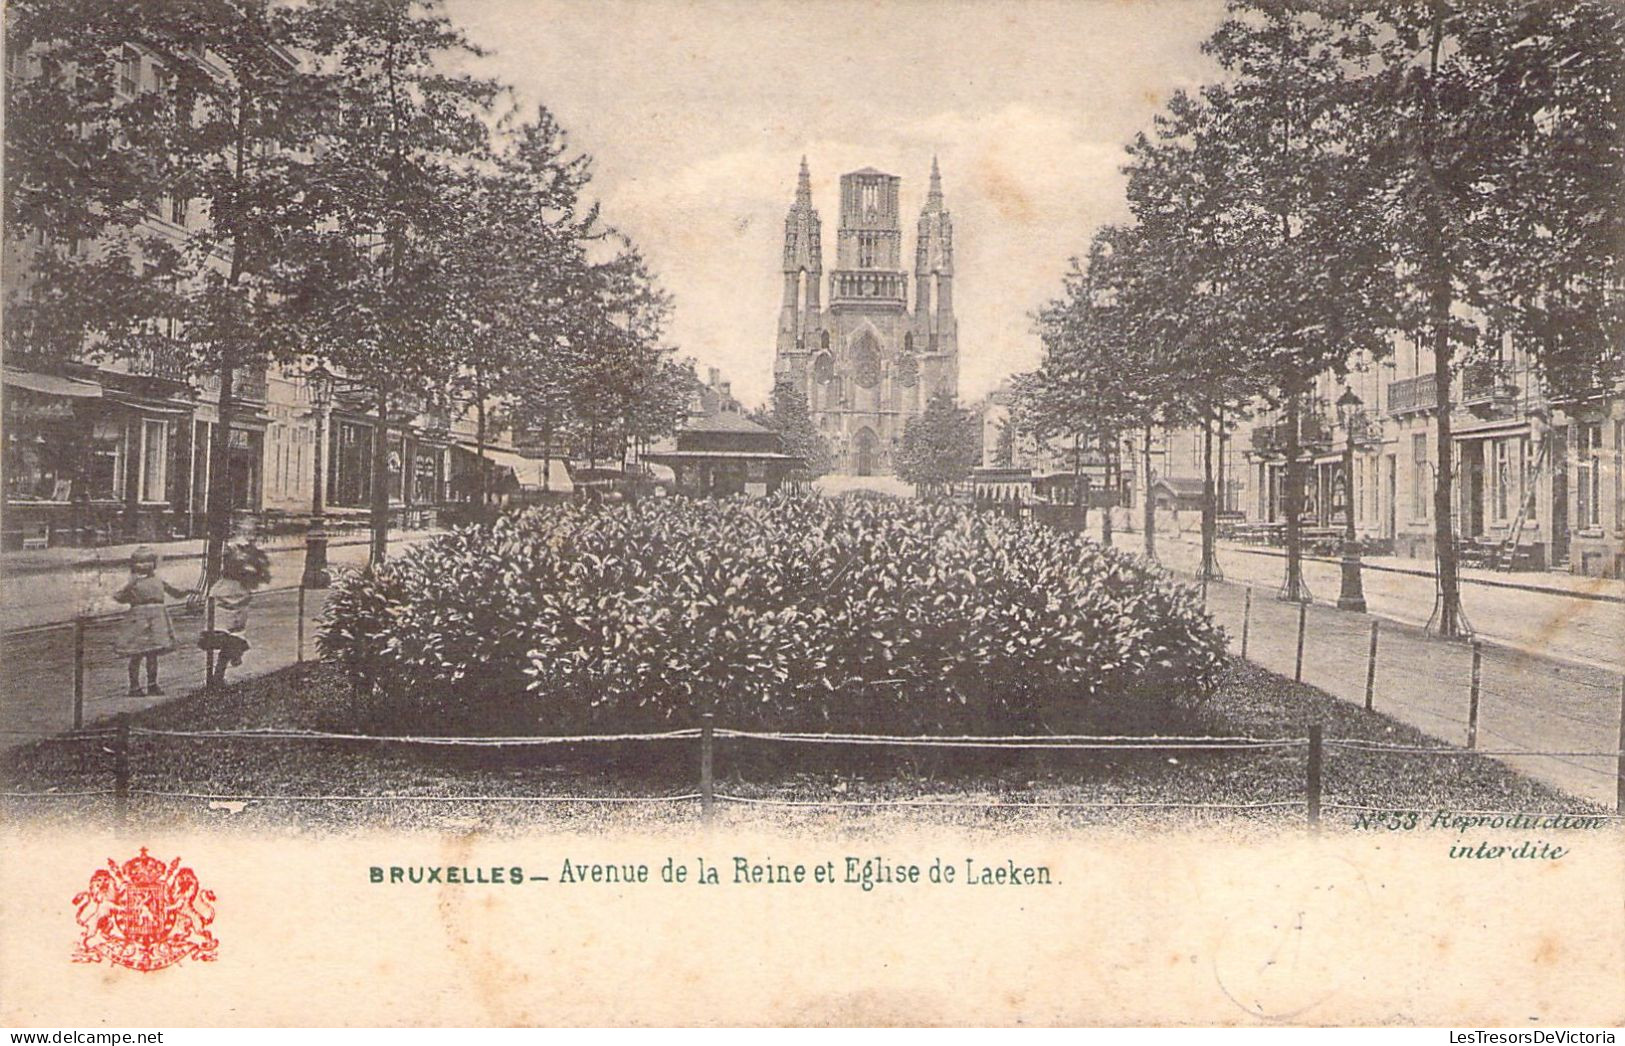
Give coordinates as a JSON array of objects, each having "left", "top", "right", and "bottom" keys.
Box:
[
  {"left": 1387, "top": 374, "right": 1439, "bottom": 416},
  {"left": 1249, "top": 411, "right": 1333, "bottom": 457},
  {"left": 128, "top": 341, "right": 191, "bottom": 383},
  {"left": 1345, "top": 409, "right": 1382, "bottom": 448},
  {"left": 1461, "top": 360, "right": 1518, "bottom": 417}
]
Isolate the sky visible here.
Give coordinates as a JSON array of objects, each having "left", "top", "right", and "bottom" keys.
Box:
[{"left": 444, "top": 0, "right": 1228, "bottom": 406}]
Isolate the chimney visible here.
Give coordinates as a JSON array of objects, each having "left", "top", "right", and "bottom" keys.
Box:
[{"left": 708, "top": 367, "right": 721, "bottom": 388}]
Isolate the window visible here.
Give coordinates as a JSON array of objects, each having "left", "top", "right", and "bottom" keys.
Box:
[
  {"left": 1411, "top": 434, "right": 1429, "bottom": 521},
  {"left": 140, "top": 420, "right": 168, "bottom": 502},
  {"left": 116, "top": 47, "right": 141, "bottom": 98},
  {"left": 1615, "top": 420, "right": 1624, "bottom": 531},
  {"left": 1492, "top": 438, "right": 1514, "bottom": 522},
  {"left": 88, "top": 435, "right": 123, "bottom": 501},
  {"left": 1577, "top": 423, "right": 1601, "bottom": 528}
]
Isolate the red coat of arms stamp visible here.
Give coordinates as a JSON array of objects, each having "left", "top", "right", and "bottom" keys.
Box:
[{"left": 71, "top": 848, "right": 218, "bottom": 971}]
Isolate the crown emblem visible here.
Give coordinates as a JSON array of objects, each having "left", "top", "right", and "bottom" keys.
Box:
[{"left": 120, "top": 847, "right": 168, "bottom": 888}]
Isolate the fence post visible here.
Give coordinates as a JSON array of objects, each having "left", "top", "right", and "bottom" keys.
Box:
[
  {"left": 1467, "top": 641, "right": 1482, "bottom": 750},
  {"left": 1364, "top": 620, "right": 1379, "bottom": 713},
  {"left": 1614, "top": 675, "right": 1624, "bottom": 815},
  {"left": 699, "top": 712, "right": 715, "bottom": 821},
  {"left": 1306, "top": 724, "right": 1322, "bottom": 828},
  {"left": 73, "top": 616, "right": 87, "bottom": 730},
  {"left": 1240, "top": 586, "right": 1251, "bottom": 659},
  {"left": 1294, "top": 600, "right": 1307, "bottom": 683},
  {"left": 296, "top": 583, "right": 306, "bottom": 665},
  {"left": 204, "top": 596, "right": 216, "bottom": 690},
  {"left": 113, "top": 713, "right": 130, "bottom": 829}
]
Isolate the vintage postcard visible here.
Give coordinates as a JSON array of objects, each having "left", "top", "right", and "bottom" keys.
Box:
[{"left": 2, "top": 0, "right": 1623, "bottom": 1028}]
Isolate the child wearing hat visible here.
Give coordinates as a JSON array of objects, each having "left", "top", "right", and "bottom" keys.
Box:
[{"left": 112, "top": 547, "right": 191, "bottom": 696}]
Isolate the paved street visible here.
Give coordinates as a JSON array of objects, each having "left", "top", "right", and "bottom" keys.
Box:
[{"left": 1107, "top": 522, "right": 1624, "bottom": 671}]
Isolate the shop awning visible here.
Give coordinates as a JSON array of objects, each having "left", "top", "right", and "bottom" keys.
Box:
[
  {"left": 481, "top": 448, "right": 573, "bottom": 493},
  {"left": 3, "top": 367, "right": 103, "bottom": 399}
]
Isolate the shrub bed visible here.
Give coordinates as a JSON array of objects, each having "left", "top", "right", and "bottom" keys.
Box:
[{"left": 318, "top": 495, "right": 1227, "bottom": 733}]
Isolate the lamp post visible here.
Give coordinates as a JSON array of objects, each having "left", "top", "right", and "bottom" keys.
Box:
[
  {"left": 301, "top": 363, "right": 333, "bottom": 589},
  {"left": 1335, "top": 385, "right": 1367, "bottom": 612}
]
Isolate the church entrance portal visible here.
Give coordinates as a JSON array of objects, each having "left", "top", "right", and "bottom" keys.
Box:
[{"left": 854, "top": 428, "right": 879, "bottom": 477}]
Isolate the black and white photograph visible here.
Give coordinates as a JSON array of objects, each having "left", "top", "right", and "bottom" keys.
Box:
[{"left": 1, "top": 0, "right": 1622, "bottom": 1029}]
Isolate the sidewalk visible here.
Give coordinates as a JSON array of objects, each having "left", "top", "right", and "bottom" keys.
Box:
[
  {"left": 0, "top": 520, "right": 439, "bottom": 577},
  {"left": 1105, "top": 526, "right": 1624, "bottom": 672},
  {"left": 1, "top": 583, "right": 330, "bottom": 751},
  {"left": 1192, "top": 573, "right": 1622, "bottom": 808},
  {"left": 0, "top": 531, "right": 444, "bottom": 632}
]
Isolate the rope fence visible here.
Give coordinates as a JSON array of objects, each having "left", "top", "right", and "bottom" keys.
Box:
[{"left": 4, "top": 713, "right": 1622, "bottom": 825}]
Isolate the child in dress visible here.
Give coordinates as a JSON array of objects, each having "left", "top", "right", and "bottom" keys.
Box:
[
  {"left": 199, "top": 542, "right": 271, "bottom": 686},
  {"left": 112, "top": 547, "right": 190, "bottom": 696}
]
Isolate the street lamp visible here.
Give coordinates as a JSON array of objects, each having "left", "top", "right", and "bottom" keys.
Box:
[
  {"left": 1334, "top": 385, "right": 1367, "bottom": 612},
  {"left": 300, "top": 362, "right": 334, "bottom": 589}
]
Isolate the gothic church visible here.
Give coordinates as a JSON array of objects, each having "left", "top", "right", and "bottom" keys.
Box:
[{"left": 773, "top": 158, "right": 959, "bottom": 476}]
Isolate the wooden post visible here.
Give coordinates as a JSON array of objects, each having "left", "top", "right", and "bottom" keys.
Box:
[
  {"left": 1614, "top": 676, "right": 1623, "bottom": 815},
  {"left": 700, "top": 713, "right": 715, "bottom": 821},
  {"left": 204, "top": 596, "right": 216, "bottom": 689},
  {"left": 73, "top": 617, "right": 87, "bottom": 730},
  {"left": 1364, "top": 620, "right": 1379, "bottom": 713},
  {"left": 1240, "top": 586, "right": 1252, "bottom": 659},
  {"left": 1467, "top": 641, "right": 1482, "bottom": 750},
  {"left": 113, "top": 714, "right": 131, "bottom": 829},
  {"left": 1307, "top": 724, "right": 1322, "bottom": 828},
  {"left": 1294, "top": 600, "right": 1307, "bottom": 683},
  {"left": 296, "top": 583, "right": 306, "bottom": 665}
]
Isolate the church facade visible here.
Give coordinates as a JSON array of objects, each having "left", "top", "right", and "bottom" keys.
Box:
[{"left": 773, "top": 159, "right": 959, "bottom": 476}]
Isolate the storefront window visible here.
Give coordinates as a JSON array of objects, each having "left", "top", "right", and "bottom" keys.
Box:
[
  {"left": 140, "top": 419, "right": 168, "bottom": 502},
  {"left": 332, "top": 421, "right": 373, "bottom": 508},
  {"left": 1577, "top": 423, "right": 1601, "bottom": 528},
  {"left": 1492, "top": 438, "right": 1512, "bottom": 522},
  {"left": 1412, "top": 434, "right": 1429, "bottom": 521},
  {"left": 87, "top": 433, "right": 123, "bottom": 501}
]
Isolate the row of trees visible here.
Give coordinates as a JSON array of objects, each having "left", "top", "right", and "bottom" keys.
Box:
[
  {"left": 1016, "top": 0, "right": 1622, "bottom": 633},
  {"left": 4, "top": 0, "right": 693, "bottom": 576}
]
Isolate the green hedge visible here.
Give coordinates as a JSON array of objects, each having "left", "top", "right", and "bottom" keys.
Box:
[{"left": 318, "top": 495, "right": 1227, "bottom": 733}]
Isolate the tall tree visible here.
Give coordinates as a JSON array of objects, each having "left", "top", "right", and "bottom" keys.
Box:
[
  {"left": 896, "top": 391, "right": 981, "bottom": 498},
  {"left": 1124, "top": 88, "right": 1256, "bottom": 579},
  {"left": 5, "top": 0, "right": 323, "bottom": 583},
  {"left": 751, "top": 376, "right": 833, "bottom": 485},
  {"left": 283, "top": 0, "right": 498, "bottom": 565},
  {"left": 1198, "top": 0, "right": 1398, "bottom": 601}
]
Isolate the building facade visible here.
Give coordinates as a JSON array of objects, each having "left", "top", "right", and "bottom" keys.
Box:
[
  {"left": 1238, "top": 329, "right": 1624, "bottom": 578},
  {"left": 772, "top": 158, "right": 959, "bottom": 476},
  {"left": 3, "top": 40, "right": 273, "bottom": 550}
]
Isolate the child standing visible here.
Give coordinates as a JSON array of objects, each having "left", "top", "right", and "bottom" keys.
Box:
[{"left": 112, "top": 547, "right": 190, "bottom": 696}]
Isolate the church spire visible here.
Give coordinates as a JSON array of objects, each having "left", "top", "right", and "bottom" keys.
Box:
[
  {"left": 926, "top": 155, "right": 943, "bottom": 208},
  {"left": 796, "top": 155, "right": 812, "bottom": 205}
]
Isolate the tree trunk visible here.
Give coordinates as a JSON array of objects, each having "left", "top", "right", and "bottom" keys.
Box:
[
  {"left": 1282, "top": 393, "right": 1306, "bottom": 602},
  {"left": 370, "top": 388, "right": 390, "bottom": 568},
  {"left": 474, "top": 368, "right": 488, "bottom": 508},
  {"left": 541, "top": 419, "right": 553, "bottom": 495},
  {"left": 1142, "top": 423, "right": 1156, "bottom": 560},
  {"left": 1201, "top": 410, "right": 1218, "bottom": 580},
  {"left": 1431, "top": 287, "right": 1462, "bottom": 636},
  {"left": 1099, "top": 435, "right": 1114, "bottom": 547},
  {"left": 1423, "top": 3, "right": 1463, "bottom": 638},
  {"left": 204, "top": 352, "right": 237, "bottom": 586}
]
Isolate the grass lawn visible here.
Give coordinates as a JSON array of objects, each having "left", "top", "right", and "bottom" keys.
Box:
[{"left": 0, "top": 656, "right": 1600, "bottom": 836}]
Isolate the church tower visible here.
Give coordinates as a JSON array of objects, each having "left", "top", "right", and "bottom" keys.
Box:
[{"left": 772, "top": 158, "right": 959, "bottom": 476}]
